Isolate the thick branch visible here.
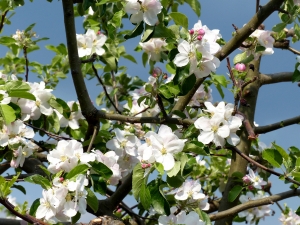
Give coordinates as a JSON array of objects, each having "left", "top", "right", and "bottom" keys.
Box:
[
  {"left": 255, "top": 115, "right": 300, "bottom": 134},
  {"left": 62, "top": 0, "right": 97, "bottom": 119},
  {"left": 210, "top": 189, "right": 300, "bottom": 221},
  {"left": 215, "top": 0, "right": 284, "bottom": 61},
  {"left": 260, "top": 72, "right": 293, "bottom": 85}
]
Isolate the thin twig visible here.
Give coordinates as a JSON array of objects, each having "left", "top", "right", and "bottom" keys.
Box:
[
  {"left": 156, "top": 94, "right": 168, "bottom": 118},
  {"left": 87, "top": 126, "right": 97, "bottom": 153},
  {"left": 256, "top": 0, "right": 260, "bottom": 13},
  {"left": 92, "top": 63, "right": 122, "bottom": 114},
  {"left": 23, "top": 46, "right": 29, "bottom": 81},
  {"left": 24, "top": 122, "right": 72, "bottom": 140},
  {"left": 0, "top": 198, "right": 49, "bottom": 225},
  {"left": 227, "top": 146, "right": 300, "bottom": 186},
  {"left": 241, "top": 77, "right": 258, "bottom": 91},
  {"left": 111, "top": 70, "right": 119, "bottom": 109},
  {"left": 132, "top": 106, "right": 150, "bottom": 117},
  {"left": 254, "top": 115, "right": 300, "bottom": 134},
  {"left": 0, "top": 10, "right": 8, "bottom": 33},
  {"left": 81, "top": 53, "right": 97, "bottom": 63},
  {"left": 210, "top": 188, "right": 300, "bottom": 221},
  {"left": 267, "top": 190, "right": 284, "bottom": 213},
  {"left": 288, "top": 46, "right": 300, "bottom": 55},
  {"left": 236, "top": 111, "right": 257, "bottom": 140}
]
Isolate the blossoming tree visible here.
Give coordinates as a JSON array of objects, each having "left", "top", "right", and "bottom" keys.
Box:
[{"left": 0, "top": 0, "right": 300, "bottom": 225}]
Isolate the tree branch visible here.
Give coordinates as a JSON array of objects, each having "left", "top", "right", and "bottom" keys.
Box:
[
  {"left": 260, "top": 72, "right": 293, "bottom": 85},
  {"left": 215, "top": 0, "right": 284, "bottom": 61},
  {"left": 255, "top": 115, "right": 300, "bottom": 134},
  {"left": 62, "top": 0, "right": 99, "bottom": 128},
  {"left": 96, "top": 111, "right": 194, "bottom": 126},
  {"left": 210, "top": 189, "right": 300, "bottom": 221}
]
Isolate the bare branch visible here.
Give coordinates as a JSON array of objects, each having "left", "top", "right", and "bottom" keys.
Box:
[
  {"left": 96, "top": 110, "right": 194, "bottom": 126},
  {"left": 92, "top": 63, "right": 121, "bottom": 114},
  {"left": 288, "top": 46, "right": 300, "bottom": 55},
  {"left": 255, "top": 115, "right": 300, "bottom": 134},
  {"left": 87, "top": 126, "right": 97, "bottom": 153},
  {"left": 210, "top": 189, "right": 300, "bottom": 221},
  {"left": 215, "top": 0, "right": 285, "bottom": 61},
  {"left": 228, "top": 146, "right": 300, "bottom": 186},
  {"left": 23, "top": 46, "right": 29, "bottom": 81},
  {"left": 260, "top": 72, "right": 293, "bottom": 85}
]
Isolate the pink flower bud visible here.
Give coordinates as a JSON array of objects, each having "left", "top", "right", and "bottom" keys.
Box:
[
  {"left": 242, "top": 176, "right": 251, "bottom": 184},
  {"left": 248, "top": 185, "right": 254, "bottom": 190},
  {"left": 197, "top": 35, "right": 203, "bottom": 41},
  {"left": 141, "top": 163, "right": 148, "bottom": 169},
  {"left": 59, "top": 177, "right": 64, "bottom": 182},
  {"left": 152, "top": 67, "right": 162, "bottom": 77},
  {"left": 235, "top": 63, "right": 246, "bottom": 72},
  {"left": 163, "top": 73, "right": 168, "bottom": 79},
  {"left": 189, "top": 29, "right": 194, "bottom": 35},
  {"left": 198, "top": 29, "right": 205, "bottom": 36},
  {"left": 97, "top": 31, "right": 101, "bottom": 35}
]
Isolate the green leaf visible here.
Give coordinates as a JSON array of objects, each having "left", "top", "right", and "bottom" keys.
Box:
[
  {"left": 194, "top": 208, "right": 212, "bottom": 225},
  {"left": 228, "top": 185, "right": 243, "bottom": 202},
  {"left": 181, "top": 74, "right": 196, "bottom": 95},
  {"left": 233, "top": 52, "right": 247, "bottom": 64},
  {"left": 5, "top": 80, "right": 30, "bottom": 91},
  {"left": 0, "top": 36, "right": 17, "bottom": 46},
  {"left": 167, "top": 161, "right": 181, "bottom": 177},
  {"left": 140, "top": 182, "right": 151, "bottom": 210},
  {"left": 8, "top": 91, "right": 36, "bottom": 101},
  {"left": 29, "top": 199, "right": 40, "bottom": 216},
  {"left": 89, "top": 161, "right": 112, "bottom": 179},
  {"left": 272, "top": 143, "right": 289, "bottom": 161},
  {"left": 24, "top": 174, "right": 51, "bottom": 190},
  {"left": 111, "top": 10, "right": 124, "bottom": 28},
  {"left": 155, "top": 163, "right": 164, "bottom": 175},
  {"left": 122, "top": 54, "right": 137, "bottom": 63},
  {"left": 272, "top": 22, "right": 287, "bottom": 32},
  {"left": 148, "top": 180, "right": 170, "bottom": 215},
  {"left": 49, "top": 98, "right": 63, "bottom": 114},
  {"left": 71, "top": 212, "right": 81, "bottom": 224},
  {"left": 158, "top": 84, "right": 173, "bottom": 99},
  {"left": 152, "top": 23, "right": 175, "bottom": 39},
  {"left": 166, "top": 62, "right": 176, "bottom": 74},
  {"left": 262, "top": 149, "right": 283, "bottom": 168},
  {"left": 0, "top": 104, "right": 16, "bottom": 124},
  {"left": 141, "top": 25, "right": 154, "bottom": 42},
  {"left": 24, "top": 23, "right": 36, "bottom": 33},
  {"left": 180, "top": 153, "right": 188, "bottom": 175},
  {"left": 182, "top": 124, "right": 199, "bottom": 139},
  {"left": 169, "top": 12, "right": 188, "bottom": 30},
  {"left": 65, "top": 164, "right": 89, "bottom": 180},
  {"left": 167, "top": 174, "right": 184, "bottom": 188},
  {"left": 91, "top": 174, "right": 107, "bottom": 195},
  {"left": 211, "top": 74, "right": 228, "bottom": 87},
  {"left": 132, "top": 164, "right": 145, "bottom": 200},
  {"left": 183, "top": 141, "right": 209, "bottom": 155},
  {"left": 292, "top": 68, "right": 300, "bottom": 82},
  {"left": 12, "top": 184, "right": 26, "bottom": 195},
  {"left": 124, "top": 22, "right": 144, "bottom": 40},
  {"left": 185, "top": 0, "right": 201, "bottom": 17},
  {"left": 86, "top": 188, "right": 99, "bottom": 213},
  {"left": 165, "top": 82, "right": 181, "bottom": 96}
]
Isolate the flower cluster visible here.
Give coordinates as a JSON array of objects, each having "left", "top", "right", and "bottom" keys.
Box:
[
  {"left": 170, "top": 179, "right": 209, "bottom": 211},
  {"left": 76, "top": 28, "right": 107, "bottom": 57},
  {"left": 138, "top": 125, "right": 186, "bottom": 171},
  {"left": 238, "top": 191, "right": 271, "bottom": 223},
  {"left": 158, "top": 207, "right": 205, "bottom": 225},
  {"left": 243, "top": 169, "right": 267, "bottom": 190},
  {"left": 106, "top": 128, "right": 141, "bottom": 177},
  {"left": 240, "top": 29, "right": 275, "bottom": 59},
  {"left": 279, "top": 208, "right": 300, "bottom": 225},
  {"left": 194, "top": 101, "right": 243, "bottom": 147},
  {"left": 139, "top": 38, "right": 167, "bottom": 62},
  {"left": 124, "top": 0, "right": 162, "bottom": 26},
  {"left": 13, "top": 81, "right": 54, "bottom": 121},
  {"left": 174, "top": 20, "right": 221, "bottom": 78},
  {"left": 37, "top": 139, "right": 122, "bottom": 222}
]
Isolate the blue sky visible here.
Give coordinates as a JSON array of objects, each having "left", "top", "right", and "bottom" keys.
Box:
[{"left": 1, "top": 0, "right": 300, "bottom": 224}]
